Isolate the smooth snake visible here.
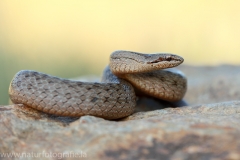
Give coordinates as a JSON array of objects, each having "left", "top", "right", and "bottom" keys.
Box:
[{"left": 9, "top": 50, "right": 187, "bottom": 119}]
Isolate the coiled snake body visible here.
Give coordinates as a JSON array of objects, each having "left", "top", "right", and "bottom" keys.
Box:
[{"left": 9, "top": 50, "right": 187, "bottom": 119}]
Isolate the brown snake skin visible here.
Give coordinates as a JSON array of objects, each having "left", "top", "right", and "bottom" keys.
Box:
[{"left": 9, "top": 50, "right": 187, "bottom": 119}]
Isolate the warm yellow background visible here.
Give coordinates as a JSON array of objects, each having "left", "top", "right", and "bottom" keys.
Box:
[{"left": 1, "top": 1, "right": 240, "bottom": 104}]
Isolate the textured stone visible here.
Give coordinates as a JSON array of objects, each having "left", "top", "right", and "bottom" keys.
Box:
[
  {"left": 1, "top": 65, "right": 240, "bottom": 160},
  {"left": 179, "top": 65, "right": 240, "bottom": 105},
  {"left": 1, "top": 102, "right": 240, "bottom": 160}
]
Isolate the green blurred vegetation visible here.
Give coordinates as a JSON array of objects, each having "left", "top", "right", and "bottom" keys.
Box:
[
  {"left": 1, "top": 1, "right": 240, "bottom": 104},
  {"left": 0, "top": 50, "right": 101, "bottom": 105}
]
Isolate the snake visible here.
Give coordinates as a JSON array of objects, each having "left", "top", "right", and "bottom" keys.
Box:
[{"left": 8, "top": 50, "right": 187, "bottom": 119}]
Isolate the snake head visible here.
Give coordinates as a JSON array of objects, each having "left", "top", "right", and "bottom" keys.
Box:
[{"left": 110, "top": 50, "right": 184, "bottom": 74}]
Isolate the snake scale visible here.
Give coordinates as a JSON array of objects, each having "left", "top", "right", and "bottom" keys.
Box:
[{"left": 9, "top": 50, "right": 187, "bottom": 119}]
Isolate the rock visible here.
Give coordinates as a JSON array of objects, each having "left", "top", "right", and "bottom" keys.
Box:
[
  {"left": 1, "top": 65, "right": 240, "bottom": 160},
  {"left": 179, "top": 65, "right": 240, "bottom": 105},
  {"left": 1, "top": 102, "right": 240, "bottom": 160}
]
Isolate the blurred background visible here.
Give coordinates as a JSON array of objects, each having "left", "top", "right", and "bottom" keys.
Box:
[{"left": 1, "top": 1, "right": 240, "bottom": 105}]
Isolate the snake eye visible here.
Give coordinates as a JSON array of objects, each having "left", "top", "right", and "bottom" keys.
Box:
[
  {"left": 165, "top": 56, "right": 173, "bottom": 61},
  {"left": 147, "top": 55, "right": 178, "bottom": 64}
]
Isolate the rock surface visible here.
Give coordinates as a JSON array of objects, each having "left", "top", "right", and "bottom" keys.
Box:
[
  {"left": 179, "top": 65, "right": 240, "bottom": 105},
  {"left": 1, "top": 65, "right": 240, "bottom": 160}
]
